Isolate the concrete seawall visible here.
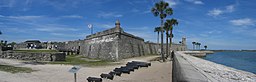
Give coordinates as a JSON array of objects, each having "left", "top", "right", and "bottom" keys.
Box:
[
  {"left": 172, "top": 51, "right": 213, "bottom": 82},
  {"left": 183, "top": 51, "right": 214, "bottom": 57},
  {"left": 172, "top": 51, "right": 256, "bottom": 82}
]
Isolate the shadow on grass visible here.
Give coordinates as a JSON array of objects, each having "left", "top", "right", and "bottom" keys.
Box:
[
  {"left": 48, "top": 55, "right": 118, "bottom": 67},
  {"left": 13, "top": 50, "right": 59, "bottom": 53},
  {"left": 0, "top": 64, "right": 36, "bottom": 73}
]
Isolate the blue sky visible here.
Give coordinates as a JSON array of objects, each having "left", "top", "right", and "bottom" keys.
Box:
[{"left": 0, "top": 0, "right": 256, "bottom": 50}]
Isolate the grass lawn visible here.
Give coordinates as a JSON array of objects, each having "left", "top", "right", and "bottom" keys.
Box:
[
  {"left": 0, "top": 64, "right": 35, "bottom": 73},
  {"left": 13, "top": 49, "right": 59, "bottom": 53},
  {"left": 48, "top": 55, "right": 114, "bottom": 66}
]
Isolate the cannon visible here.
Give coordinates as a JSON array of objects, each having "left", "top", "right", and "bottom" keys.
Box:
[
  {"left": 100, "top": 73, "right": 114, "bottom": 80},
  {"left": 114, "top": 67, "right": 130, "bottom": 74},
  {"left": 121, "top": 66, "right": 134, "bottom": 71},
  {"left": 86, "top": 77, "right": 102, "bottom": 82},
  {"left": 131, "top": 61, "right": 151, "bottom": 67}
]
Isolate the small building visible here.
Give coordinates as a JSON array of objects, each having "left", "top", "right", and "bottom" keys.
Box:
[
  {"left": 25, "top": 40, "right": 42, "bottom": 49},
  {"left": 14, "top": 40, "right": 43, "bottom": 49}
]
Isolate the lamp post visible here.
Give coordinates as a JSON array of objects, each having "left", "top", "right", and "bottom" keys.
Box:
[{"left": 88, "top": 24, "right": 93, "bottom": 34}]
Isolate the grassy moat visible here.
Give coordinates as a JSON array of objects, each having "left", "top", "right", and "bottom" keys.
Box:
[
  {"left": 0, "top": 64, "right": 35, "bottom": 73},
  {"left": 48, "top": 55, "right": 114, "bottom": 66},
  {"left": 13, "top": 49, "right": 59, "bottom": 53}
]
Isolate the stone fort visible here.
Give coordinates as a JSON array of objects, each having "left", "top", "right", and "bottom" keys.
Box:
[{"left": 14, "top": 20, "right": 187, "bottom": 61}]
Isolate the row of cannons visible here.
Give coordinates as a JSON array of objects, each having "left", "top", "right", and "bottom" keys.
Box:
[{"left": 87, "top": 61, "right": 151, "bottom": 82}]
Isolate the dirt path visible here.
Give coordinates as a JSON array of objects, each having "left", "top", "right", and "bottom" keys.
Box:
[{"left": 0, "top": 55, "right": 172, "bottom": 82}]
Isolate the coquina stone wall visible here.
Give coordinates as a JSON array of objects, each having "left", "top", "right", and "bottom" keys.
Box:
[
  {"left": 0, "top": 51, "right": 65, "bottom": 61},
  {"left": 80, "top": 27, "right": 120, "bottom": 61}
]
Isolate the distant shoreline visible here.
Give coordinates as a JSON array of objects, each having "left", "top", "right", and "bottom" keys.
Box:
[{"left": 207, "top": 50, "right": 256, "bottom": 52}]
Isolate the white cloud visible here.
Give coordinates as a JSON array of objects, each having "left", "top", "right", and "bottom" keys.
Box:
[
  {"left": 115, "top": 14, "right": 123, "bottom": 17},
  {"left": 61, "top": 15, "right": 83, "bottom": 19},
  {"left": 0, "top": 15, "right": 4, "bottom": 17},
  {"left": 208, "top": 5, "right": 236, "bottom": 17},
  {"left": 228, "top": 18, "right": 256, "bottom": 38},
  {"left": 94, "top": 23, "right": 115, "bottom": 29},
  {"left": 226, "top": 5, "right": 235, "bottom": 12},
  {"left": 8, "top": 15, "right": 44, "bottom": 20},
  {"left": 230, "top": 18, "right": 255, "bottom": 26},
  {"left": 99, "top": 24, "right": 113, "bottom": 29},
  {"left": 185, "top": 0, "right": 204, "bottom": 5},
  {"left": 194, "top": 1, "right": 204, "bottom": 5},
  {"left": 207, "top": 9, "right": 223, "bottom": 16},
  {"left": 208, "top": 30, "right": 222, "bottom": 34},
  {"left": 164, "top": 0, "right": 177, "bottom": 7},
  {"left": 98, "top": 12, "right": 123, "bottom": 18},
  {"left": 143, "top": 10, "right": 151, "bottom": 14},
  {"left": 35, "top": 24, "right": 79, "bottom": 32}
]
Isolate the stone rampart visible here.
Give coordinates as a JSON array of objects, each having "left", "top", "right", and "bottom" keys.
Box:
[{"left": 80, "top": 31, "right": 119, "bottom": 61}]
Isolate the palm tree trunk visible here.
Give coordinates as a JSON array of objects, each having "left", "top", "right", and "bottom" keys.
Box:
[
  {"left": 193, "top": 45, "right": 195, "bottom": 50},
  {"left": 157, "top": 32, "right": 159, "bottom": 44},
  {"left": 160, "top": 18, "right": 165, "bottom": 62},
  {"left": 166, "top": 30, "right": 169, "bottom": 59},
  {"left": 169, "top": 30, "right": 173, "bottom": 51},
  {"left": 196, "top": 45, "right": 198, "bottom": 50}
]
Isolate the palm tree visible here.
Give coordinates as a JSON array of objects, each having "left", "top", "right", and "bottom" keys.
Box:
[
  {"left": 164, "top": 19, "right": 178, "bottom": 57},
  {"left": 164, "top": 22, "right": 170, "bottom": 58},
  {"left": 4, "top": 41, "right": 7, "bottom": 46},
  {"left": 154, "top": 27, "right": 161, "bottom": 44},
  {"left": 204, "top": 45, "right": 207, "bottom": 50},
  {"left": 167, "top": 19, "right": 178, "bottom": 51},
  {"left": 192, "top": 42, "right": 196, "bottom": 50},
  {"left": 0, "top": 40, "right": 3, "bottom": 46},
  {"left": 198, "top": 43, "right": 201, "bottom": 50},
  {"left": 195, "top": 42, "right": 199, "bottom": 50},
  {"left": 151, "top": 1, "right": 173, "bottom": 62}
]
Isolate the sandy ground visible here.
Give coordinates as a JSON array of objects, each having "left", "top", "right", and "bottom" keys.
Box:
[{"left": 0, "top": 56, "right": 172, "bottom": 82}]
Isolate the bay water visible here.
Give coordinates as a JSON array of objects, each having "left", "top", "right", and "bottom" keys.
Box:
[{"left": 203, "top": 51, "right": 256, "bottom": 74}]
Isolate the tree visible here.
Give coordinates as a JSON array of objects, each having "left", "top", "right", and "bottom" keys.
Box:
[
  {"left": 192, "top": 42, "right": 196, "bottom": 50},
  {"left": 0, "top": 31, "right": 2, "bottom": 35},
  {"left": 151, "top": 1, "right": 173, "bottom": 62},
  {"left": 167, "top": 19, "right": 178, "bottom": 52},
  {"left": 0, "top": 40, "right": 3, "bottom": 46},
  {"left": 154, "top": 27, "right": 161, "bottom": 44},
  {"left": 164, "top": 18, "right": 178, "bottom": 58},
  {"left": 198, "top": 43, "right": 201, "bottom": 50},
  {"left": 4, "top": 40, "right": 7, "bottom": 46},
  {"left": 204, "top": 45, "right": 207, "bottom": 50},
  {"left": 8, "top": 42, "right": 16, "bottom": 47},
  {"left": 195, "top": 42, "right": 199, "bottom": 50}
]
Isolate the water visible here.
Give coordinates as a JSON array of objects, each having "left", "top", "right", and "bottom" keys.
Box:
[{"left": 203, "top": 51, "right": 256, "bottom": 74}]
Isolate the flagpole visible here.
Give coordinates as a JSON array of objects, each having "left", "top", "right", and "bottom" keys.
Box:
[
  {"left": 91, "top": 26, "right": 93, "bottom": 34},
  {"left": 88, "top": 24, "right": 93, "bottom": 35}
]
